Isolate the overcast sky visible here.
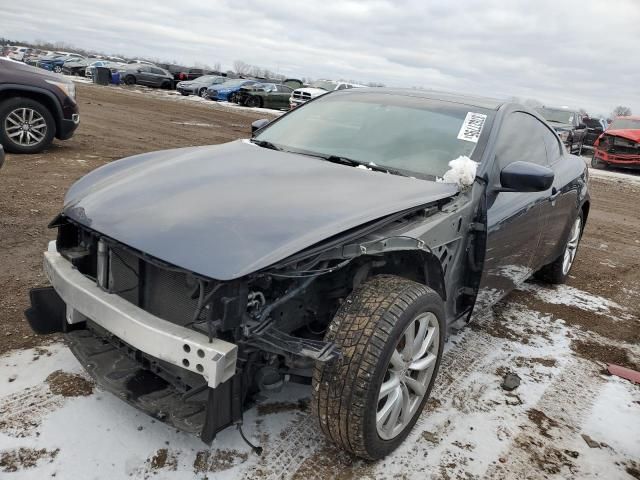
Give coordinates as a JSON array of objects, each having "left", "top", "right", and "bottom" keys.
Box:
[{"left": 3, "top": 0, "right": 639, "bottom": 116}]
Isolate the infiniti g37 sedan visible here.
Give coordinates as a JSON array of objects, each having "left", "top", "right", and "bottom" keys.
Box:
[{"left": 26, "top": 88, "right": 589, "bottom": 460}]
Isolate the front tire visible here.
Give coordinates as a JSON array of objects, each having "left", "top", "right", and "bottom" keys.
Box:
[
  {"left": 312, "top": 275, "right": 445, "bottom": 460},
  {"left": 246, "top": 96, "right": 262, "bottom": 108},
  {"left": 198, "top": 88, "right": 208, "bottom": 98},
  {"left": 535, "top": 212, "right": 583, "bottom": 284},
  {"left": 53, "top": 65, "right": 62, "bottom": 74},
  {"left": 0, "top": 98, "right": 56, "bottom": 154},
  {"left": 124, "top": 75, "right": 136, "bottom": 86}
]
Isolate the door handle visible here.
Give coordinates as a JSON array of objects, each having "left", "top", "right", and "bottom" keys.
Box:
[{"left": 549, "top": 187, "right": 560, "bottom": 201}]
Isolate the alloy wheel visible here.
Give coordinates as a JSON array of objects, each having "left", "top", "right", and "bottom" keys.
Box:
[
  {"left": 562, "top": 217, "right": 582, "bottom": 275},
  {"left": 4, "top": 108, "right": 48, "bottom": 147},
  {"left": 376, "top": 312, "right": 440, "bottom": 440}
]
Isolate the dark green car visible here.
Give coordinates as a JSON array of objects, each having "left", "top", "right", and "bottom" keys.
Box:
[{"left": 235, "top": 79, "right": 303, "bottom": 110}]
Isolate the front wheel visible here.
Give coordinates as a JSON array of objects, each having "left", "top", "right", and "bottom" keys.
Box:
[
  {"left": 0, "top": 97, "right": 56, "bottom": 154},
  {"left": 53, "top": 65, "right": 62, "bottom": 73},
  {"left": 246, "top": 96, "right": 262, "bottom": 108},
  {"left": 535, "top": 212, "right": 583, "bottom": 284},
  {"left": 124, "top": 75, "right": 136, "bottom": 86},
  {"left": 312, "top": 275, "right": 445, "bottom": 460},
  {"left": 198, "top": 88, "right": 208, "bottom": 98}
]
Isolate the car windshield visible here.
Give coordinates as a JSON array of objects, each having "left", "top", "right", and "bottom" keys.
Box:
[
  {"left": 538, "top": 108, "right": 576, "bottom": 124},
  {"left": 254, "top": 92, "right": 491, "bottom": 179},
  {"left": 609, "top": 118, "right": 640, "bottom": 130},
  {"left": 310, "top": 80, "right": 338, "bottom": 91}
]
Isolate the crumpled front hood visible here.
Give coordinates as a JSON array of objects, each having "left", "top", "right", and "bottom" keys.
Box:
[
  {"left": 605, "top": 129, "right": 640, "bottom": 143},
  {"left": 62, "top": 141, "right": 459, "bottom": 280}
]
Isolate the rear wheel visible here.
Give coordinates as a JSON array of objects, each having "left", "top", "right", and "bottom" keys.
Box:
[
  {"left": 312, "top": 275, "right": 445, "bottom": 460},
  {"left": 246, "top": 96, "right": 262, "bottom": 108},
  {"left": 0, "top": 97, "right": 56, "bottom": 154},
  {"left": 124, "top": 75, "right": 136, "bottom": 86},
  {"left": 535, "top": 212, "right": 583, "bottom": 284}
]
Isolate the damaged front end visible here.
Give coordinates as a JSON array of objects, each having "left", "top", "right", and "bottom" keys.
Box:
[
  {"left": 26, "top": 195, "right": 469, "bottom": 443},
  {"left": 594, "top": 133, "right": 640, "bottom": 167}
]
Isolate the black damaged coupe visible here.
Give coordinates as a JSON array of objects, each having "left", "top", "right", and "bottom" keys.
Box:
[{"left": 27, "top": 88, "right": 589, "bottom": 459}]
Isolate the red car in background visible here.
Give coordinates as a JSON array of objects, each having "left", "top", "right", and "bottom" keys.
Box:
[{"left": 592, "top": 116, "right": 640, "bottom": 169}]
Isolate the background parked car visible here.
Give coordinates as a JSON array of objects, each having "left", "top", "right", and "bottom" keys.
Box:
[
  {"left": 0, "top": 57, "right": 79, "bottom": 153},
  {"left": 234, "top": 82, "right": 300, "bottom": 109},
  {"left": 85, "top": 60, "right": 126, "bottom": 79},
  {"left": 581, "top": 117, "right": 606, "bottom": 148},
  {"left": 176, "top": 75, "right": 226, "bottom": 97},
  {"left": 536, "top": 106, "right": 587, "bottom": 153},
  {"left": 289, "top": 79, "right": 363, "bottom": 108},
  {"left": 123, "top": 65, "right": 173, "bottom": 88},
  {"left": 8, "top": 46, "right": 32, "bottom": 62},
  {"left": 206, "top": 79, "right": 259, "bottom": 102},
  {"left": 592, "top": 116, "right": 640, "bottom": 169}
]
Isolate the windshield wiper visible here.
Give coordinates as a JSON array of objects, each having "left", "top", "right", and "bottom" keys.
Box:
[
  {"left": 250, "top": 139, "right": 281, "bottom": 151},
  {"left": 313, "top": 154, "right": 409, "bottom": 177}
]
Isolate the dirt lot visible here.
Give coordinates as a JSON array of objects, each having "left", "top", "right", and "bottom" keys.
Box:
[{"left": 0, "top": 83, "right": 638, "bottom": 479}]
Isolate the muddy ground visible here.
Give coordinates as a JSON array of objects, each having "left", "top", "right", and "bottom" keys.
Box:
[{"left": 0, "top": 83, "right": 638, "bottom": 479}]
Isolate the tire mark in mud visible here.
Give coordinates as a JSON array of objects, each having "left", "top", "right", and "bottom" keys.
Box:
[
  {"left": 483, "top": 358, "right": 605, "bottom": 479},
  {"left": 0, "top": 384, "right": 63, "bottom": 438}
]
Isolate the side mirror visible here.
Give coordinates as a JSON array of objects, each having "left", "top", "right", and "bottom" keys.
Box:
[
  {"left": 251, "top": 119, "right": 270, "bottom": 134},
  {"left": 498, "top": 161, "right": 554, "bottom": 192}
]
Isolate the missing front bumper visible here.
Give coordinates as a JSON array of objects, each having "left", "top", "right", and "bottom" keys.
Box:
[{"left": 41, "top": 248, "right": 237, "bottom": 388}]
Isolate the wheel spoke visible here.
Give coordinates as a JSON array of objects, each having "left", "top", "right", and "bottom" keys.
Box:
[
  {"left": 8, "top": 129, "right": 22, "bottom": 138},
  {"left": 376, "top": 386, "right": 400, "bottom": 425},
  {"left": 413, "top": 326, "right": 435, "bottom": 361},
  {"left": 412, "top": 317, "right": 428, "bottom": 358},
  {"left": 6, "top": 115, "right": 20, "bottom": 126},
  {"left": 399, "top": 383, "right": 412, "bottom": 423},
  {"left": 383, "top": 390, "right": 403, "bottom": 435},
  {"left": 378, "top": 374, "right": 400, "bottom": 400},
  {"left": 409, "top": 352, "right": 437, "bottom": 371},
  {"left": 402, "top": 375, "right": 427, "bottom": 396},
  {"left": 402, "top": 323, "right": 415, "bottom": 359},
  {"left": 390, "top": 350, "right": 404, "bottom": 370},
  {"left": 6, "top": 124, "right": 22, "bottom": 132}
]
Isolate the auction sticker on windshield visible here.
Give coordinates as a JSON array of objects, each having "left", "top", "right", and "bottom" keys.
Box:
[{"left": 457, "top": 112, "right": 487, "bottom": 143}]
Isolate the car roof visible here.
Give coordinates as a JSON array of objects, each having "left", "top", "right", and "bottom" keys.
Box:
[{"left": 333, "top": 87, "right": 506, "bottom": 110}]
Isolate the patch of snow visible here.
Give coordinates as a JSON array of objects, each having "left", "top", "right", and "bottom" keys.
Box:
[
  {"left": 520, "top": 283, "right": 622, "bottom": 314},
  {"left": 356, "top": 164, "right": 372, "bottom": 171},
  {"left": 589, "top": 167, "right": 640, "bottom": 185},
  {"left": 171, "top": 121, "right": 216, "bottom": 128},
  {"left": 441, "top": 155, "right": 478, "bottom": 187}
]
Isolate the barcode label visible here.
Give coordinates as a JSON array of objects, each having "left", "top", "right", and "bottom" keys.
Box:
[{"left": 457, "top": 112, "right": 487, "bottom": 143}]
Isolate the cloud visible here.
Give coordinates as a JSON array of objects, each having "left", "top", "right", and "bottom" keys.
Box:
[{"left": 3, "top": 0, "right": 639, "bottom": 115}]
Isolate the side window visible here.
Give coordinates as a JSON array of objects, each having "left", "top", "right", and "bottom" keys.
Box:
[
  {"left": 495, "top": 112, "right": 549, "bottom": 170},
  {"left": 540, "top": 124, "right": 563, "bottom": 164},
  {"left": 337, "top": 84, "right": 347, "bottom": 90},
  {"left": 277, "top": 85, "right": 292, "bottom": 93},
  {"left": 151, "top": 68, "right": 165, "bottom": 75}
]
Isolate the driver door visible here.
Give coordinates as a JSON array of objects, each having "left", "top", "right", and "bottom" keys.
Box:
[{"left": 475, "top": 112, "right": 552, "bottom": 311}]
